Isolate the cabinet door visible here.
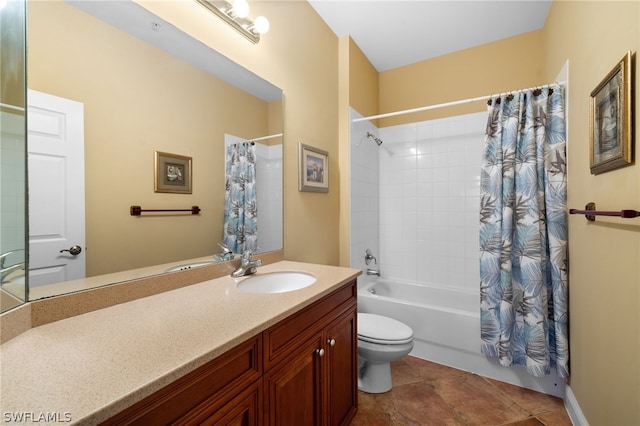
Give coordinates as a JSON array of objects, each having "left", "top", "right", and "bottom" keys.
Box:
[
  {"left": 325, "top": 308, "right": 357, "bottom": 426},
  {"left": 264, "top": 333, "right": 324, "bottom": 426}
]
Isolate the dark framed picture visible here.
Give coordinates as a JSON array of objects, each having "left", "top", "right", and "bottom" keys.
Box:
[
  {"left": 589, "top": 51, "right": 634, "bottom": 174},
  {"left": 154, "top": 151, "right": 192, "bottom": 194},
  {"left": 299, "top": 143, "right": 328, "bottom": 193}
]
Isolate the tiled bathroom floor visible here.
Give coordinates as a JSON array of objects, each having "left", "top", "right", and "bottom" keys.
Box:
[{"left": 350, "top": 356, "right": 572, "bottom": 426}]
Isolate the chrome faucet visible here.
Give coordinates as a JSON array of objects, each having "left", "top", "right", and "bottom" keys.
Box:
[
  {"left": 0, "top": 250, "right": 22, "bottom": 268},
  {"left": 0, "top": 250, "right": 25, "bottom": 283},
  {"left": 364, "top": 249, "right": 380, "bottom": 275},
  {"left": 0, "top": 263, "right": 24, "bottom": 283},
  {"left": 231, "top": 250, "right": 263, "bottom": 278},
  {"left": 364, "top": 248, "right": 377, "bottom": 265},
  {"left": 214, "top": 242, "right": 235, "bottom": 262},
  {"left": 0, "top": 263, "right": 25, "bottom": 283}
]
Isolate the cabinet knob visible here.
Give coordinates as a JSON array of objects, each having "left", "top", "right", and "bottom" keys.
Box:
[
  {"left": 327, "top": 338, "right": 336, "bottom": 347},
  {"left": 316, "top": 348, "right": 325, "bottom": 357}
]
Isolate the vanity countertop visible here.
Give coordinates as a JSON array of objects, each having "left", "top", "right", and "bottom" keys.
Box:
[{"left": 0, "top": 261, "right": 361, "bottom": 425}]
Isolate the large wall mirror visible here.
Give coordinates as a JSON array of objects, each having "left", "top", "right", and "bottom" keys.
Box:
[
  {"left": 0, "top": 0, "right": 27, "bottom": 313},
  {"left": 0, "top": 0, "right": 283, "bottom": 309}
]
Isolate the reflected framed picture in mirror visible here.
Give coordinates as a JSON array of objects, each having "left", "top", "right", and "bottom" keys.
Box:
[
  {"left": 154, "top": 151, "right": 192, "bottom": 194},
  {"left": 299, "top": 143, "right": 329, "bottom": 193},
  {"left": 589, "top": 51, "right": 633, "bottom": 174}
]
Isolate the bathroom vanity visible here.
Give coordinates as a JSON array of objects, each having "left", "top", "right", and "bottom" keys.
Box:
[
  {"left": 0, "top": 261, "right": 360, "bottom": 425},
  {"left": 103, "top": 279, "right": 357, "bottom": 425}
]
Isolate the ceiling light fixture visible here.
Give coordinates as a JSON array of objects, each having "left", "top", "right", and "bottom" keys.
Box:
[
  {"left": 231, "top": 0, "right": 249, "bottom": 18},
  {"left": 194, "top": 0, "right": 269, "bottom": 44}
]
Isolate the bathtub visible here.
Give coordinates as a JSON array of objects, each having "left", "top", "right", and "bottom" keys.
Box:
[{"left": 357, "top": 278, "right": 565, "bottom": 397}]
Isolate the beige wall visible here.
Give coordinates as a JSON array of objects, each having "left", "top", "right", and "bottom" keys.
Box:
[
  {"left": 338, "top": 35, "right": 351, "bottom": 268},
  {"left": 543, "top": 2, "right": 640, "bottom": 425},
  {"left": 28, "top": 2, "right": 272, "bottom": 276},
  {"left": 348, "top": 38, "right": 379, "bottom": 121},
  {"left": 378, "top": 30, "right": 545, "bottom": 125}
]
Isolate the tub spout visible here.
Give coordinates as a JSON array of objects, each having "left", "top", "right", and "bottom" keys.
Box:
[{"left": 366, "top": 268, "right": 380, "bottom": 276}]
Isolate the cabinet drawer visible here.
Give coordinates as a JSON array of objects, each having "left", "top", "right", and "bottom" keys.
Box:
[
  {"left": 102, "top": 335, "right": 262, "bottom": 426},
  {"left": 263, "top": 280, "right": 356, "bottom": 370},
  {"left": 180, "top": 379, "right": 262, "bottom": 426}
]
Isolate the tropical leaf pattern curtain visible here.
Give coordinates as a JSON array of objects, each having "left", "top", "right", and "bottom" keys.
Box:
[
  {"left": 479, "top": 85, "right": 569, "bottom": 378},
  {"left": 223, "top": 142, "right": 258, "bottom": 253}
]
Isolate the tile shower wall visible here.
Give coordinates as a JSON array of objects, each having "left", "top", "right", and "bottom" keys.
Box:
[
  {"left": 351, "top": 110, "right": 486, "bottom": 292},
  {"left": 379, "top": 112, "right": 485, "bottom": 290},
  {"left": 350, "top": 109, "right": 380, "bottom": 276}
]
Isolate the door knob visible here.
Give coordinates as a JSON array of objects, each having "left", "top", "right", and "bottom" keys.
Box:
[
  {"left": 316, "top": 348, "right": 325, "bottom": 357},
  {"left": 60, "top": 245, "right": 82, "bottom": 255},
  {"left": 327, "top": 338, "right": 336, "bottom": 346}
]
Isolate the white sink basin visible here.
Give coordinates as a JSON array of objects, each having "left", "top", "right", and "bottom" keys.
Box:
[
  {"left": 237, "top": 272, "right": 316, "bottom": 294},
  {"left": 165, "top": 261, "right": 214, "bottom": 272}
]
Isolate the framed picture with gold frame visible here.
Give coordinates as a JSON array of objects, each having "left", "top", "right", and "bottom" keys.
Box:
[
  {"left": 589, "top": 51, "right": 634, "bottom": 174},
  {"left": 299, "top": 143, "right": 329, "bottom": 193},
  {"left": 154, "top": 151, "right": 192, "bottom": 194}
]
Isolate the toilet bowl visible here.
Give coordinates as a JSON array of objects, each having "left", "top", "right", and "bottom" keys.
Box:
[{"left": 357, "top": 312, "right": 414, "bottom": 394}]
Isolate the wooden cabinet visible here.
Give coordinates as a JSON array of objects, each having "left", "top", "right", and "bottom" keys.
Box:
[
  {"left": 325, "top": 310, "right": 358, "bottom": 426},
  {"left": 263, "top": 280, "right": 357, "bottom": 426},
  {"left": 264, "top": 332, "right": 324, "bottom": 425},
  {"left": 103, "top": 279, "right": 357, "bottom": 426}
]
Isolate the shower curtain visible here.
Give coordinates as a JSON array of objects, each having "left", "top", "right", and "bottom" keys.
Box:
[
  {"left": 479, "top": 85, "right": 569, "bottom": 378},
  {"left": 223, "top": 142, "right": 258, "bottom": 254}
]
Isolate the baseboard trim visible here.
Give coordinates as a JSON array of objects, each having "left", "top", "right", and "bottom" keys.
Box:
[{"left": 565, "top": 385, "right": 589, "bottom": 426}]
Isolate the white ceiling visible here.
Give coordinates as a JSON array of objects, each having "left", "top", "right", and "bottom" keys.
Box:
[{"left": 308, "top": 0, "right": 552, "bottom": 72}]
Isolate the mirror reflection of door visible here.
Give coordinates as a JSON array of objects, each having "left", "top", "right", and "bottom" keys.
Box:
[{"left": 27, "top": 89, "right": 86, "bottom": 289}]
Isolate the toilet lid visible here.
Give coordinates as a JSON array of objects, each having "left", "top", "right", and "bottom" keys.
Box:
[{"left": 358, "top": 313, "right": 413, "bottom": 345}]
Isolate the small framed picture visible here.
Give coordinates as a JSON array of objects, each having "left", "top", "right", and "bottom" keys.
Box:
[
  {"left": 299, "top": 143, "right": 329, "bottom": 193},
  {"left": 589, "top": 51, "right": 634, "bottom": 174},
  {"left": 154, "top": 151, "right": 192, "bottom": 194}
]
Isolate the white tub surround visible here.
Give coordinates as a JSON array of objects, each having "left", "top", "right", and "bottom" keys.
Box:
[
  {"left": 358, "top": 279, "right": 565, "bottom": 398},
  {"left": 0, "top": 261, "right": 361, "bottom": 425}
]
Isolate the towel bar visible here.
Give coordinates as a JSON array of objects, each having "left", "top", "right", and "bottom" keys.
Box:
[
  {"left": 130, "top": 205, "right": 201, "bottom": 216},
  {"left": 569, "top": 202, "right": 639, "bottom": 221}
]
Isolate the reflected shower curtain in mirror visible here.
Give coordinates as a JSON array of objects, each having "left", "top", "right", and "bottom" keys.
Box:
[
  {"left": 223, "top": 142, "right": 258, "bottom": 253},
  {"left": 479, "top": 85, "right": 569, "bottom": 378}
]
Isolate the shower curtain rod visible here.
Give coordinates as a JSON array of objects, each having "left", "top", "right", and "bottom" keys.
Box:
[
  {"left": 352, "top": 82, "right": 565, "bottom": 123},
  {"left": 247, "top": 132, "right": 283, "bottom": 142}
]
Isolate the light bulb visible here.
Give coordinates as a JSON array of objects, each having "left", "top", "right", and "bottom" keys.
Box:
[
  {"left": 253, "top": 16, "right": 270, "bottom": 34},
  {"left": 232, "top": 0, "right": 249, "bottom": 18}
]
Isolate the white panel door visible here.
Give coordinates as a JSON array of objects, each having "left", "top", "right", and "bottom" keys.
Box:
[{"left": 27, "top": 90, "right": 85, "bottom": 287}]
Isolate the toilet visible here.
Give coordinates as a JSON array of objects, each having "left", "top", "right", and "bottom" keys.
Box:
[{"left": 357, "top": 312, "right": 414, "bottom": 394}]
